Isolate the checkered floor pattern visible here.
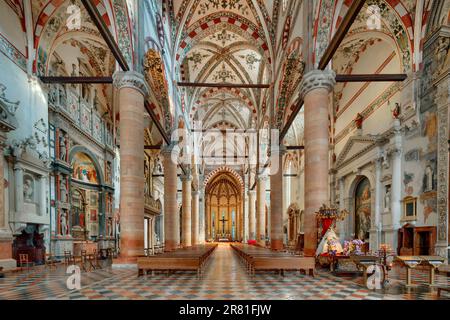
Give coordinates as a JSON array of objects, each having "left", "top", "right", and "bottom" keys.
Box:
[{"left": 0, "top": 244, "right": 448, "bottom": 300}]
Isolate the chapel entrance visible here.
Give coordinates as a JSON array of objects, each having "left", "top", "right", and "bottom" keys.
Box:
[{"left": 205, "top": 168, "right": 244, "bottom": 242}]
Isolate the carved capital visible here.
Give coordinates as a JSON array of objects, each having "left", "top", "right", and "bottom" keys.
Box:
[
  {"left": 247, "top": 190, "right": 256, "bottom": 197},
  {"left": 181, "top": 172, "right": 192, "bottom": 182},
  {"left": 300, "top": 69, "right": 336, "bottom": 98},
  {"left": 113, "top": 71, "right": 149, "bottom": 98}
]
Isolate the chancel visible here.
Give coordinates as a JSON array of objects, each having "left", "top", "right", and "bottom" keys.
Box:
[{"left": 0, "top": 0, "right": 449, "bottom": 302}]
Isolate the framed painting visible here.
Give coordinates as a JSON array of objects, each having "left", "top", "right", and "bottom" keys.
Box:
[{"left": 403, "top": 196, "right": 417, "bottom": 221}]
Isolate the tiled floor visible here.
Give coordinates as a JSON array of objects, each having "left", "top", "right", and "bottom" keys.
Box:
[{"left": 0, "top": 244, "right": 448, "bottom": 300}]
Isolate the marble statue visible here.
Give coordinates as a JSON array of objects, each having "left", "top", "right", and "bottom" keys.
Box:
[
  {"left": 61, "top": 210, "right": 68, "bottom": 236},
  {"left": 23, "top": 179, "right": 34, "bottom": 202},
  {"left": 59, "top": 134, "right": 67, "bottom": 162},
  {"left": 384, "top": 186, "right": 391, "bottom": 210},
  {"left": 60, "top": 176, "right": 68, "bottom": 202},
  {"left": 425, "top": 165, "right": 434, "bottom": 192}
]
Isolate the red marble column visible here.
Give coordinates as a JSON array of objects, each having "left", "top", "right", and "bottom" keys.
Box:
[
  {"left": 181, "top": 173, "right": 192, "bottom": 247},
  {"left": 256, "top": 174, "right": 268, "bottom": 246},
  {"left": 192, "top": 190, "right": 199, "bottom": 245},
  {"left": 113, "top": 71, "right": 149, "bottom": 263},
  {"left": 270, "top": 147, "right": 286, "bottom": 250},
  {"left": 248, "top": 190, "right": 256, "bottom": 240},
  {"left": 162, "top": 144, "right": 179, "bottom": 251},
  {"left": 301, "top": 70, "right": 335, "bottom": 256}
]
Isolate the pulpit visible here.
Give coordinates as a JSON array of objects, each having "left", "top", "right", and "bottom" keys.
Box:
[{"left": 397, "top": 224, "right": 436, "bottom": 256}]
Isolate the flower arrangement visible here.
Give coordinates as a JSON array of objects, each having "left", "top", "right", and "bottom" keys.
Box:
[
  {"left": 343, "top": 239, "right": 364, "bottom": 256},
  {"left": 326, "top": 238, "right": 340, "bottom": 256}
]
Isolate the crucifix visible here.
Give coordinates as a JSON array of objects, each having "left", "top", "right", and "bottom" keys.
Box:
[{"left": 219, "top": 215, "right": 228, "bottom": 235}]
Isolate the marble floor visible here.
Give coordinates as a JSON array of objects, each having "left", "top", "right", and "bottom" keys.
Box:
[{"left": 0, "top": 244, "right": 448, "bottom": 300}]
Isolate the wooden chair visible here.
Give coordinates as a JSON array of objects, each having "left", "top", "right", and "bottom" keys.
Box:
[
  {"left": 64, "top": 251, "right": 74, "bottom": 266},
  {"left": 18, "top": 254, "right": 34, "bottom": 271},
  {"left": 45, "top": 253, "right": 58, "bottom": 270}
]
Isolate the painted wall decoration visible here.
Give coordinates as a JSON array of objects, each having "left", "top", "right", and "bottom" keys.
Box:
[
  {"left": 71, "top": 152, "right": 99, "bottom": 184},
  {"left": 355, "top": 177, "right": 371, "bottom": 241}
]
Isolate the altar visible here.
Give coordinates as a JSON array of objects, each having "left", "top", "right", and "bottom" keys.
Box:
[{"left": 73, "top": 241, "right": 98, "bottom": 255}]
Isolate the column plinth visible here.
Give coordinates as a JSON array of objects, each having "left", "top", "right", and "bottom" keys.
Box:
[{"left": 302, "top": 70, "right": 335, "bottom": 256}]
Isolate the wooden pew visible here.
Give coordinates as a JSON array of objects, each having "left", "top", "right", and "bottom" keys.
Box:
[
  {"left": 137, "top": 244, "right": 217, "bottom": 278},
  {"left": 231, "top": 244, "right": 315, "bottom": 277}
]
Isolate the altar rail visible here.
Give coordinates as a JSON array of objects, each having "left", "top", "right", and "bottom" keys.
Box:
[
  {"left": 137, "top": 244, "right": 218, "bottom": 278},
  {"left": 231, "top": 244, "right": 316, "bottom": 277}
]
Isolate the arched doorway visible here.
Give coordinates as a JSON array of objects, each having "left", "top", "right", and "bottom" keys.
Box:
[
  {"left": 205, "top": 169, "right": 243, "bottom": 242},
  {"left": 354, "top": 177, "right": 371, "bottom": 243}
]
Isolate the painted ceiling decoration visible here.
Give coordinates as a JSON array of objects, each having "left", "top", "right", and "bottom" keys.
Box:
[{"left": 174, "top": 0, "right": 276, "bottom": 136}]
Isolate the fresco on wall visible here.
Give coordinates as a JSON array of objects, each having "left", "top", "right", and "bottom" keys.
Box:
[
  {"left": 355, "top": 178, "right": 371, "bottom": 241},
  {"left": 71, "top": 152, "right": 99, "bottom": 184}
]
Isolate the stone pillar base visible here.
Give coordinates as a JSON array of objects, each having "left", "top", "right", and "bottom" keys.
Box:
[
  {"left": 0, "top": 236, "right": 15, "bottom": 270},
  {"left": 165, "top": 240, "right": 179, "bottom": 252},
  {"left": 271, "top": 239, "right": 283, "bottom": 251}
]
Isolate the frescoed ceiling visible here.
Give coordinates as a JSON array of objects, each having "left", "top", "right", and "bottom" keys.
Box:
[{"left": 175, "top": 0, "right": 276, "bottom": 132}]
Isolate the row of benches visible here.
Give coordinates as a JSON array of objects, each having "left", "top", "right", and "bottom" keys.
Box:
[
  {"left": 137, "top": 244, "right": 218, "bottom": 278},
  {"left": 231, "top": 244, "right": 316, "bottom": 277}
]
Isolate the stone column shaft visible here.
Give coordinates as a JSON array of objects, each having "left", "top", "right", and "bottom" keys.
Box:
[
  {"left": 113, "top": 71, "right": 148, "bottom": 261},
  {"left": 270, "top": 149, "right": 285, "bottom": 250},
  {"left": 248, "top": 190, "right": 256, "bottom": 240},
  {"left": 181, "top": 174, "right": 192, "bottom": 247},
  {"left": 302, "top": 70, "right": 336, "bottom": 256},
  {"left": 162, "top": 145, "right": 179, "bottom": 251},
  {"left": 256, "top": 175, "right": 267, "bottom": 246},
  {"left": 192, "top": 190, "right": 199, "bottom": 245}
]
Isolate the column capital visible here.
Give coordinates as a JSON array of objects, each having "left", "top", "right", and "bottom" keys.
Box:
[
  {"left": 161, "top": 142, "right": 180, "bottom": 157},
  {"left": 181, "top": 173, "right": 193, "bottom": 182},
  {"left": 271, "top": 145, "right": 287, "bottom": 157},
  {"left": 257, "top": 174, "right": 269, "bottom": 182},
  {"left": 247, "top": 190, "right": 256, "bottom": 196},
  {"left": 300, "top": 69, "right": 336, "bottom": 98},
  {"left": 192, "top": 190, "right": 200, "bottom": 197},
  {"left": 113, "top": 71, "right": 149, "bottom": 98}
]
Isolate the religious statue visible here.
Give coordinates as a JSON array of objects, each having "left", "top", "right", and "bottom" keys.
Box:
[
  {"left": 70, "top": 64, "right": 78, "bottom": 90},
  {"left": 107, "top": 218, "right": 113, "bottom": 237},
  {"left": 354, "top": 113, "right": 364, "bottom": 129},
  {"left": 384, "top": 186, "right": 391, "bottom": 211},
  {"left": 93, "top": 89, "right": 100, "bottom": 111},
  {"left": 424, "top": 165, "right": 434, "bottom": 192},
  {"left": 436, "top": 37, "right": 449, "bottom": 71},
  {"left": 60, "top": 175, "right": 68, "bottom": 203},
  {"left": 60, "top": 210, "right": 68, "bottom": 236},
  {"left": 392, "top": 103, "right": 401, "bottom": 119},
  {"left": 58, "top": 85, "right": 67, "bottom": 106},
  {"left": 23, "top": 179, "right": 34, "bottom": 202},
  {"left": 0, "top": 83, "right": 20, "bottom": 114},
  {"left": 59, "top": 133, "right": 67, "bottom": 162}
]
